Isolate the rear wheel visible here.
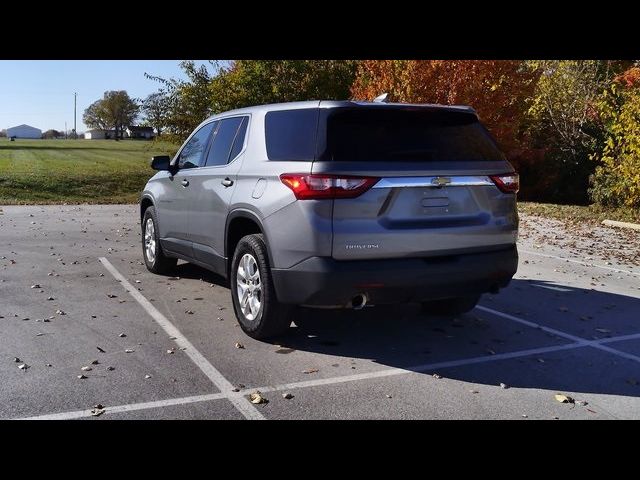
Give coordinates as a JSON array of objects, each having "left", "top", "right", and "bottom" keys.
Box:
[
  {"left": 231, "top": 234, "right": 294, "bottom": 339},
  {"left": 142, "top": 206, "right": 177, "bottom": 275},
  {"left": 421, "top": 294, "right": 481, "bottom": 316}
]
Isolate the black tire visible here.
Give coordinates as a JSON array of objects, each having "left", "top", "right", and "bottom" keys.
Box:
[
  {"left": 230, "top": 234, "right": 293, "bottom": 339},
  {"left": 421, "top": 294, "right": 481, "bottom": 316},
  {"left": 142, "top": 206, "right": 177, "bottom": 275}
]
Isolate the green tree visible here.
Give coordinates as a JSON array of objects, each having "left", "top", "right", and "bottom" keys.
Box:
[
  {"left": 83, "top": 90, "right": 139, "bottom": 139},
  {"left": 210, "top": 60, "right": 357, "bottom": 112},
  {"left": 590, "top": 67, "right": 640, "bottom": 208},
  {"left": 141, "top": 92, "right": 169, "bottom": 137},
  {"left": 524, "top": 60, "right": 629, "bottom": 203},
  {"left": 146, "top": 61, "right": 220, "bottom": 140},
  {"left": 146, "top": 60, "right": 357, "bottom": 143},
  {"left": 42, "top": 129, "right": 62, "bottom": 139}
]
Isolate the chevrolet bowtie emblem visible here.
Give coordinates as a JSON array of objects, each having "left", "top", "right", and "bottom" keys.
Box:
[{"left": 431, "top": 177, "right": 451, "bottom": 187}]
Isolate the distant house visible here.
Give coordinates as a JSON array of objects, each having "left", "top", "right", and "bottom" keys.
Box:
[
  {"left": 85, "top": 129, "right": 116, "bottom": 140},
  {"left": 125, "top": 126, "right": 155, "bottom": 139},
  {"left": 6, "top": 124, "right": 42, "bottom": 139}
]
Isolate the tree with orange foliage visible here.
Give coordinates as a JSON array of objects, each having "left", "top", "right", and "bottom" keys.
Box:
[{"left": 351, "top": 60, "right": 540, "bottom": 158}]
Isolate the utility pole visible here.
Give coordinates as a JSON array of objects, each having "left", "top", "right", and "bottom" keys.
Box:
[
  {"left": 65, "top": 121, "right": 67, "bottom": 139},
  {"left": 74, "top": 92, "right": 77, "bottom": 139}
]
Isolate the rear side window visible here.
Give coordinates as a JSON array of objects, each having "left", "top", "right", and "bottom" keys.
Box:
[
  {"left": 321, "top": 108, "right": 505, "bottom": 162},
  {"left": 265, "top": 108, "right": 319, "bottom": 161},
  {"left": 228, "top": 116, "right": 249, "bottom": 162},
  {"left": 205, "top": 117, "right": 245, "bottom": 167},
  {"left": 178, "top": 121, "right": 217, "bottom": 168}
]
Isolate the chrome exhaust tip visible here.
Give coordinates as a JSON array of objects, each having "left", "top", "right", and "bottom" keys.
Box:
[{"left": 351, "top": 293, "right": 368, "bottom": 310}]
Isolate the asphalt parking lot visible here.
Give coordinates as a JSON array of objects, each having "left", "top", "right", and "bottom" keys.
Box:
[{"left": 1, "top": 204, "right": 639, "bottom": 420}]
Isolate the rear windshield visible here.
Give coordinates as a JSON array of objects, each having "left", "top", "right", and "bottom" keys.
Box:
[{"left": 320, "top": 108, "right": 505, "bottom": 162}]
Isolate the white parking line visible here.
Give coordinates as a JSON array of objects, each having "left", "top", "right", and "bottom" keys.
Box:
[
  {"left": 520, "top": 249, "right": 639, "bottom": 276},
  {"left": 20, "top": 393, "right": 227, "bottom": 420},
  {"left": 98, "top": 257, "right": 265, "bottom": 421},
  {"left": 478, "top": 305, "right": 640, "bottom": 363},
  {"left": 531, "top": 284, "right": 572, "bottom": 292}
]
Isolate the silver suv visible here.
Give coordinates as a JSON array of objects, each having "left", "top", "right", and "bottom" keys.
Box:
[{"left": 140, "top": 101, "right": 519, "bottom": 339}]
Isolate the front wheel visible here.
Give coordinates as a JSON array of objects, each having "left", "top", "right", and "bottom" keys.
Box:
[
  {"left": 230, "top": 234, "right": 293, "bottom": 339},
  {"left": 142, "top": 206, "right": 177, "bottom": 275},
  {"left": 421, "top": 294, "right": 481, "bottom": 316}
]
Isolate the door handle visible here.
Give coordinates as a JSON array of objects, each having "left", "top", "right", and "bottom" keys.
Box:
[
  {"left": 181, "top": 179, "right": 189, "bottom": 187},
  {"left": 221, "top": 178, "right": 234, "bottom": 187}
]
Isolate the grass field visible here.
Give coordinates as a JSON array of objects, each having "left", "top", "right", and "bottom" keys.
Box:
[{"left": 0, "top": 138, "right": 178, "bottom": 204}]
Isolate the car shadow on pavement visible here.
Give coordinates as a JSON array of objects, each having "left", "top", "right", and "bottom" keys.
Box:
[
  {"left": 172, "top": 261, "right": 229, "bottom": 288},
  {"left": 277, "top": 279, "right": 640, "bottom": 398}
]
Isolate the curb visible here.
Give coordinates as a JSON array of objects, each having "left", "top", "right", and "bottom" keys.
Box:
[{"left": 602, "top": 219, "right": 640, "bottom": 231}]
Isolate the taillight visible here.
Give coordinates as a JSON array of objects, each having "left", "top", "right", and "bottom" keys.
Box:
[
  {"left": 280, "top": 174, "right": 379, "bottom": 200},
  {"left": 490, "top": 173, "right": 519, "bottom": 194}
]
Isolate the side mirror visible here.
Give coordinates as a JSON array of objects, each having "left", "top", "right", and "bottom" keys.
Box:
[{"left": 150, "top": 155, "right": 171, "bottom": 171}]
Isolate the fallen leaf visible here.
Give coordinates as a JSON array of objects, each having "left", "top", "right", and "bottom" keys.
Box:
[
  {"left": 18, "top": 364, "right": 29, "bottom": 370},
  {"left": 586, "top": 408, "right": 597, "bottom": 414},
  {"left": 500, "top": 383, "right": 509, "bottom": 389},
  {"left": 185, "top": 310, "right": 194, "bottom": 314},
  {"left": 521, "top": 414, "right": 528, "bottom": 418},
  {"left": 45, "top": 363, "right": 52, "bottom": 367},
  {"left": 90, "top": 408, "right": 105, "bottom": 417},
  {"left": 432, "top": 373, "right": 443, "bottom": 379},
  {"left": 106, "top": 294, "right": 117, "bottom": 298},
  {"left": 118, "top": 333, "right": 126, "bottom": 338},
  {"left": 470, "top": 390, "right": 479, "bottom": 394},
  {"left": 234, "top": 342, "right": 245, "bottom": 349},
  {"left": 145, "top": 374, "right": 152, "bottom": 379},
  {"left": 13, "top": 357, "right": 20, "bottom": 363},
  {"left": 125, "top": 349, "right": 134, "bottom": 353},
  {"left": 31, "top": 284, "right": 41, "bottom": 289},
  {"left": 93, "top": 404, "right": 105, "bottom": 409},
  {"left": 77, "top": 374, "right": 87, "bottom": 379},
  {"left": 55, "top": 309, "right": 65, "bottom": 315},
  {"left": 249, "top": 391, "right": 268, "bottom": 404},
  {"left": 275, "top": 347, "right": 295, "bottom": 354},
  {"left": 385, "top": 395, "right": 392, "bottom": 399},
  {"left": 555, "top": 394, "right": 575, "bottom": 404},
  {"left": 302, "top": 368, "right": 319, "bottom": 374},
  {"left": 90, "top": 359, "right": 99, "bottom": 365},
  {"left": 166, "top": 349, "right": 175, "bottom": 354},
  {"left": 106, "top": 366, "right": 115, "bottom": 371},
  {"left": 282, "top": 393, "right": 294, "bottom": 400},
  {"left": 46, "top": 296, "right": 54, "bottom": 301},
  {"left": 96, "top": 346, "right": 106, "bottom": 353}
]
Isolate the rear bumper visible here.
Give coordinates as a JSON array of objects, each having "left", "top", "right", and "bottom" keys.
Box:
[{"left": 271, "top": 246, "right": 518, "bottom": 306}]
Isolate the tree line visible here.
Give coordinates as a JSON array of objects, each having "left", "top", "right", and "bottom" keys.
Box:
[{"left": 119, "top": 60, "right": 640, "bottom": 208}]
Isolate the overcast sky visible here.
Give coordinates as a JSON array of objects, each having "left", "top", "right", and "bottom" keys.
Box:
[{"left": 0, "top": 60, "right": 211, "bottom": 133}]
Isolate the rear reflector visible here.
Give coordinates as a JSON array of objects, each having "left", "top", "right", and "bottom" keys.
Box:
[
  {"left": 489, "top": 173, "right": 519, "bottom": 194},
  {"left": 280, "top": 174, "right": 379, "bottom": 200}
]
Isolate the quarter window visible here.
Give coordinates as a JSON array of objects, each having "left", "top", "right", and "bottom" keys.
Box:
[{"left": 265, "top": 109, "right": 319, "bottom": 161}]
